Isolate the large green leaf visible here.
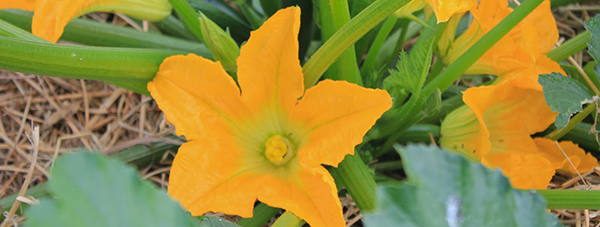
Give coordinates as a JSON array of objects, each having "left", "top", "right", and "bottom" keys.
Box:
[
  {"left": 363, "top": 145, "right": 561, "bottom": 227},
  {"left": 25, "top": 151, "right": 237, "bottom": 227},
  {"left": 539, "top": 73, "right": 594, "bottom": 128}
]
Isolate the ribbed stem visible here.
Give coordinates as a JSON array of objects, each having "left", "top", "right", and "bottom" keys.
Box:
[
  {"left": 303, "top": 0, "right": 410, "bottom": 87},
  {"left": 0, "top": 36, "right": 180, "bottom": 94},
  {"left": 538, "top": 189, "right": 600, "bottom": 209},
  {"left": 316, "top": 0, "right": 362, "bottom": 84}
]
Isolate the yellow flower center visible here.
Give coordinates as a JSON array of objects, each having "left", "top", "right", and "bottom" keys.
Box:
[{"left": 264, "top": 134, "right": 295, "bottom": 166}]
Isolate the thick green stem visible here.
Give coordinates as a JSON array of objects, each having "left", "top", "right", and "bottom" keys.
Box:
[
  {"left": 377, "top": 0, "right": 546, "bottom": 138},
  {"left": 538, "top": 189, "right": 600, "bottom": 209},
  {"left": 170, "top": 0, "right": 240, "bottom": 73},
  {"left": 330, "top": 155, "right": 377, "bottom": 211},
  {"left": 316, "top": 0, "right": 362, "bottom": 84},
  {"left": 238, "top": 204, "right": 280, "bottom": 227},
  {"left": 169, "top": 0, "right": 204, "bottom": 40},
  {"left": 0, "top": 36, "right": 179, "bottom": 94},
  {"left": 0, "top": 18, "right": 44, "bottom": 42},
  {"left": 547, "top": 31, "right": 591, "bottom": 62},
  {"left": 155, "top": 15, "right": 196, "bottom": 40},
  {"left": 0, "top": 10, "right": 210, "bottom": 56},
  {"left": 546, "top": 104, "right": 596, "bottom": 140},
  {"left": 361, "top": 17, "right": 397, "bottom": 76},
  {"left": 303, "top": 0, "right": 410, "bottom": 87}
]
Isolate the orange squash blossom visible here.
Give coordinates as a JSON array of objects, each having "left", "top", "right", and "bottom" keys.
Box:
[
  {"left": 441, "top": 78, "right": 557, "bottom": 189},
  {"left": 148, "top": 7, "right": 392, "bottom": 227}
]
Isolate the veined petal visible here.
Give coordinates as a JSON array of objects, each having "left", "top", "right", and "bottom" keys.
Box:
[
  {"left": 168, "top": 140, "right": 264, "bottom": 217},
  {"left": 291, "top": 80, "right": 392, "bottom": 167},
  {"left": 517, "top": 0, "right": 558, "bottom": 55},
  {"left": 497, "top": 64, "right": 563, "bottom": 92},
  {"left": 483, "top": 152, "right": 555, "bottom": 189},
  {"left": 534, "top": 138, "right": 599, "bottom": 175},
  {"left": 257, "top": 167, "right": 345, "bottom": 227},
  {"left": 237, "top": 7, "right": 304, "bottom": 114},
  {"left": 0, "top": 0, "right": 35, "bottom": 10},
  {"left": 148, "top": 54, "right": 247, "bottom": 140},
  {"left": 32, "top": 0, "right": 171, "bottom": 43},
  {"left": 463, "top": 79, "right": 556, "bottom": 145},
  {"left": 425, "top": 0, "right": 475, "bottom": 23}
]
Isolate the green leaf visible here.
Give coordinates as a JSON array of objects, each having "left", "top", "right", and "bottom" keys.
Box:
[
  {"left": 197, "top": 217, "right": 239, "bottom": 227},
  {"left": 539, "top": 73, "right": 594, "bottom": 128},
  {"left": 25, "top": 151, "right": 237, "bottom": 227},
  {"left": 363, "top": 145, "right": 561, "bottom": 227},
  {"left": 585, "top": 14, "right": 600, "bottom": 62},
  {"left": 383, "top": 25, "right": 435, "bottom": 97}
]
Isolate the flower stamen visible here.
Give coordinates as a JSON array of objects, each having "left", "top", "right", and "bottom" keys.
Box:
[{"left": 264, "top": 135, "right": 294, "bottom": 165}]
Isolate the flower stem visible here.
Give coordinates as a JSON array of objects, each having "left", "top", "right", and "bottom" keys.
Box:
[
  {"left": 155, "top": 16, "right": 196, "bottom": 40},
  {"left": 546, "top": 104, "right": 596, "bottom": 140},
  {"left": 538, "top": 189, "right": 600, "bottom": 209},
  {"left": 0, "top": 18, "right": 45, "bottom": 42},
  {"left": 303, "top": 0, "right": 410, "bottom": 87},
  {"left": 547, "top": 31, "right": 591, "bottom": 62},
  {"left": 0, "top": 10, "right": 210, "bottom": 56},
  {"left": 361, "top": 16, "right": 397, "bottom": 76},
  {"left": 315, "top": 0, "right": 362, "bottom": 84},
  {"left": 567, "top": 57, "right": 600, "bottom": 95},
  {"left": 0, "top": 36, "right": 180, "bottom": 94},
  {"left": 330, "top": 155, "right": 377, "bottom": 211},
  {"left": 169, "top": 0, "right": 204, "bottom": 40}
]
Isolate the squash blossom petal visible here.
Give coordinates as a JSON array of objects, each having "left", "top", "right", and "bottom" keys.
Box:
[
  {"left": 0, "top": 0, "right": 35, "bottom": 10},
  {"left": 147, "top": 7, "right": 392, "bottom": 227},
  {"left": 534, "top": 138, "right": 598, "bottom": 175},
  {"left": 32, "top": 0, "right": 172, "bottom": 43},
  {"left": 442, "top": 0, "right": 563, "bottom": 76},
  {"left": 425, "top": 0, "right": 475, "bottom": 22}
]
